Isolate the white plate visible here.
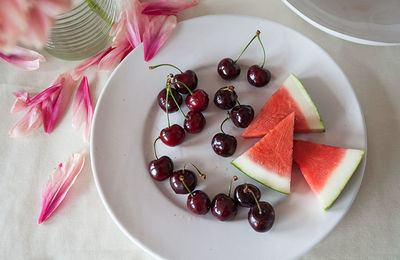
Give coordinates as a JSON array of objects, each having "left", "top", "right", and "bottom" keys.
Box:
[
  {"left": 91, "top": 15, "right": 367, "bottom": 260},
  {"left": 283, "top": 0, "right": 400, "bottom": 46}
]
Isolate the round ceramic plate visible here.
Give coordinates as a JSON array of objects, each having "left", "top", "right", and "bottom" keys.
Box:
[
  {"left": 91, "top": 15, "right": 367, "bottom": 260},
  {"left": 283, "top": 0, "right": 400, "bottom": 46}
]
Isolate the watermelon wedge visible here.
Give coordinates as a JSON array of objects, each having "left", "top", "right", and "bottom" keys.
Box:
[
  {"left": 293, "top": 140, "right": 365, "bottom": 209},
  {"left": 232, "top": 113, "right": 295, "bottom": 194},
  {"left": 242, "top": 74, "right": 325, "bottom": 138}
]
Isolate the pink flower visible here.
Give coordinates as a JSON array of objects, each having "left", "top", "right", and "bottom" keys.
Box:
[
  {"left": 0, "top": 46, "right": 45, "bottom": 71},
  {"left": 9, "top": 71, "right": 77, "bottom": 136},
  {"left": 142, "top": 0, "right": 200, "bottom": 16},
  {"left": 72, "top": 77, "right": 93, "bottom": 143},
  {"left": 38, "top": 152, "right": 85, "bottom": 224},
  {"left": 0, "top": 0, "right": 72, "bottom": 52}
]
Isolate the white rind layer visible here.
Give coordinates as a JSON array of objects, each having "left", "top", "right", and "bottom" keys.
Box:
[
  {"left": 232, "top": 154, "right": 290, "bottom": 194},
  {"left": 284, "top": 74, "right": 325, "bottom": 131},
  {"left": 318, "top": 149, "right": 365, "bottom": 209}
]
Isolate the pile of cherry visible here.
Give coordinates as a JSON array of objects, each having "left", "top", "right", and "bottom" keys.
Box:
[{"left": 148, "top": 30, "right": 275, "bottom": 232}]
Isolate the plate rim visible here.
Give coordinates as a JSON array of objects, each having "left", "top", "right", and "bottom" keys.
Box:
[{"left": 90, "top": 14, "right": 368, "bottom": 259}]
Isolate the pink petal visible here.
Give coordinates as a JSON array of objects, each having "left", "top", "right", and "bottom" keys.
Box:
[
  {"left": 123, "top": 0, "right": 149, "bottom": 48},
  {"left": 20, "top": 6, "right": 54, "bottom": 49},
  {"left": 143, "top": 15, "right": 177, "bottom": 61},
  {"left": 9, "top": 105, "right": 43, "bottom": 137},
  {"left": 98, "top": 40, "right": 133, "bottom": 71},
  {"left": 41, "top": 72, "right": 77, "bottom": 133},
  {"left": 0, "top": 0, "right": 28, "bottom": 52},
  {"left": 142, "top": 0, "right": 199, "bottom": 16},
  {"left": 38, "top": 152, "right": 85, "bottom": 224},
  {"left": 72, "top": 77, "right": 94, "bottom": 143},
  {"left": 70, "top": 47, "right": 113, "bottom": 80},
  {"left": 0, "top": 47, "right": 46, "bottom": 71},
  {"left": 10, "top": 92, "right": 30, "bottom": 113}
]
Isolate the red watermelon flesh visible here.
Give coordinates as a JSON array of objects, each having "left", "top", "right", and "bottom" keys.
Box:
[
  {"left": 232, "top": 112, "right": 295, "bottom": 194},
  {"left": 294, "top": 140, "right": 365, "bottom": 209},
  {"left": 242, "top": 74, "right": 325, "bottom": 138}
]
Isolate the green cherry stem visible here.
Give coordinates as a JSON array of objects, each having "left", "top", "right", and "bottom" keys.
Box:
[
  {"left": 169, "top": 88, "right": 188, "bottom": 120},
  {"left": 228, "top": 176, "right": 238, "bottom": 197},
  {"left": 165, "top": 87, "right": 171, "bottom": 128},
  {"left": 247, "top": 186, "right": 262, "bottom": 215},
  {"left": 220, "top": 112, "right": 231, "bottom": 134},
  {"left": 153, "top": 137, "right": 161, "bottom": 159},
  {"left": 179, "top": 175, "right": 194, "bottom": 197},
  {"left": 149, "top": 64, "right": 183, "bottom": 74},
  {"left": 234, "top": 30, "right": 260, "bottom": 64},
  {"left": 256, "top": 31, "right": 266, "bottom": 68},
  {"left": 172, "top": 81, "right": 193, "bottom": 95},
  {"left": 184, "top": 162, "right": 206, "bottom": 180}
]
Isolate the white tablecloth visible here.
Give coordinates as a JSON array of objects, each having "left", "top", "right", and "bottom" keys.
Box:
[{"left": 1, "top": 1, "right": 400, "bottom": 259}]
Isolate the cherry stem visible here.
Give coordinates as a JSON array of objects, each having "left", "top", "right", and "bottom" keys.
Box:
[
  {"left": 149, "top": 64, "right": 183, "bottom": 74},
  {"left": 167, "top": 75, "right": 188, "bottom": 120},
  {"left": 228, "top": 176, "right": 238, "bottom": 197},
  {"left": 184, "top": 162, "right": 206, "bottom": 180},
  {"left": 172, "top": 81, "right": 193, "bottom": 95},
  {"left": 179, "top": 175, "right": 194, "bottom": 197},
  {"left": 220, "top": 112, "right": 230, "bottom": 134},
  {"left": 165, "top": 86, "right": 171, "bottom": 128},
  {"left": 153, "top": 137, "right": 161, "bottom": 159},
  {"left": 245, "top": 185, "right": 262, "bottom": 215},
  {"left": 234, "top": 30, "right": 260, "bottom": 64},
  {"left": 256, "top": 31, "right": 266, "bottom": 68}
]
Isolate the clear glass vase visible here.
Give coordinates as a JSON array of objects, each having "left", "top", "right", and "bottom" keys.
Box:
[{"left": 45, "top": 0, "right": 119, "bottom": 60}]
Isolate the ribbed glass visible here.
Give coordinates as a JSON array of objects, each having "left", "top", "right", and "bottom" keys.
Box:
[{"left": 45, "top": 0, "right": 118, "bottom": 60}]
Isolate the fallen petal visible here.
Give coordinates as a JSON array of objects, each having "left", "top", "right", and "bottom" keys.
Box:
[
  {"left": 9, "top": 105, "right": 42, "bottom": 137},
  {"left": 142, "top": 0, "right": 199, "bottom": 16},
  {"left": 0, "top": 46, "right": 45, "bottom": 71},
  {"left": 143, "top": 15, "right": 176, "bottom": 61},
  {"left": 98, "top": 40, "right": 133, "bottom": 71},
  {"left": 38, "top": 152, "right": 85, "bottom": 224},
  {"left": 70, "top": 47, "right": 113, "bottom": 80},
  {"left": 72, "top": 77, "right": 94, "bottom": 142}
]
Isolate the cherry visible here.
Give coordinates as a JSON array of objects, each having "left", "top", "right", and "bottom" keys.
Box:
[
  {"left": 211, "top": 113, "right": 237, "bottom": 157},
  {"left": 157, "top": 88, "right": 182, "bottom": 113},
  {"left": 234, "top": 183, "right": 261, "bottom": 207},
  {"left": 186, "top": 89, "right": 209, "bottom": 112},
  {"left": 217, "top": 30, "right": 261, "bottom": 80},
  {"left": 149, "top": 64, "right": 198, "bottom": 94},
  {"left": 187, "top": 190, "right": 211, "bottom": 215},
  {"left": 160, "top": 124, "right": 185, "bottom": 146},
  {"left": 170, "top": 170, "right": 197, "bottom": 194},
  {"left": 230, "top": 105, "right": 254, "bottom": 128},
  {"left": 248, "top": 202, "right": 275, "bottom": 232},
  {"left": 217, "top": 58, "right": 240, "bottom": 80},
  {"left": 211, "top": 176, "right": 238, "bottom": 221},
  {"left": 148, "top": 137, "right": 174, "bottom": 181},
  {"left": 214, "top": 86, "right": 238, "bottom": 110},
  {"left": 247, "top": 30, "right": 271, "bottom": 87},
  {"left": 184, "top": 111, "right": 206, "bottom": 134}
]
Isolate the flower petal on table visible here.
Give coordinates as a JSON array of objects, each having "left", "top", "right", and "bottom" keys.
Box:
[
  {"left": 142, "top": 0, "right": 199, "bottom": 16},
  {"left": 98, "top": 40, "right": 133, "bottom": 71},
  {"left": 143, "top": 15, "right": 176, "bottom": 61},
  {"left": 123, "top": 0, "right": 149, "bottom": 48},
  {"left": 0, "top": 46, "right": 45, "bottom": 71},
  {"left": 38, "top": 152, "right": 85, "bottom": 224},
  {"left": 70, "top": 47, "right": 113, "bottom": 80},
  {"left": 72, "top": 77, "right": 93, "bottom": 143},
  {"left": 9, "top": 105, "right": 42, "bottom": 137}
]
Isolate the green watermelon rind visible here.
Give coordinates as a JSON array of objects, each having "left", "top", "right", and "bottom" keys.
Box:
[
  {"left": 290, "top": 73, "right": 326, "bottom": 132},
  {"left": 323, "top": 150, "right": 365, "bottom": 210},
  {"left": 230, "top": 161, "right": 290, "bottom": 195}
]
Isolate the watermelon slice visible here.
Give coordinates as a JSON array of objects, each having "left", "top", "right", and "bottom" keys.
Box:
[
  {"left": 242, "top": 74, "right": 325, "bottom": 138},
  {"left": 293, "top": 140, "right": 365, "bottom": 209},
  {"left": 231, "top": 113, "right": 295, "bottom": 194}
]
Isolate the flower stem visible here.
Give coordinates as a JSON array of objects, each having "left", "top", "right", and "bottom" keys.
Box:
[
  {"left": 153, "top": 137, "right": 161, "bottom": 159},
  {"left": 234, "top": 30, "right": 260, "bottom": 64},
  {"left": 149, "top": 64, "right": 183, "bottom": 73},
  {"left": 172, "top": 81, "right": 193, "bottom": 95},
  {"left": 256, "top": 32, "right": 266, "bottom": 68}
]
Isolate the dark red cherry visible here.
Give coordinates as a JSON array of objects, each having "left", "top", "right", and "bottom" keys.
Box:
[
  {"left": 234, "top": 184, "right": 261, "bottom": 207},
  {"left": 211, "top": 133, "right": 237, "bottom": 157},
  {"left": 184, "top": 111, "right": 206, "bottom": 134},
  {"left": 148, "top": 156, "right": 174, "bottom": 181},
  {"left": 247, "top": 65, "right": 271, "bottom": 87},
  {"left": 187, "top": 190, "right": 211, "bottom": 215},
  {"left": 172, "top": 70, "right": 198, "bottom": 94},
  {"left": 217, "top": 58, "right": 240, "bottom": 80},
  {"left": 186, "top": 89, "right": 209, "bottom": 112},
  {"left": 230, "top": 105, "right": 254, "bottom": 128},
  {"left": 160, "top": 124, "right": 185, "bottom": 146},
  {"left": 169, "top": 169, "right": 197, "bottom": 194},
  {"left": 248, "top": 201, "right": 275, "bottom": 232},
  {"left": 214, "top": 86, "right": 238, "bottom": 110},
  {"left": 211, "top": 193, "right": 238, "bottom": 221},
  {"left": 157, "top": 88, "right": 183, "bottom": 113}
]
